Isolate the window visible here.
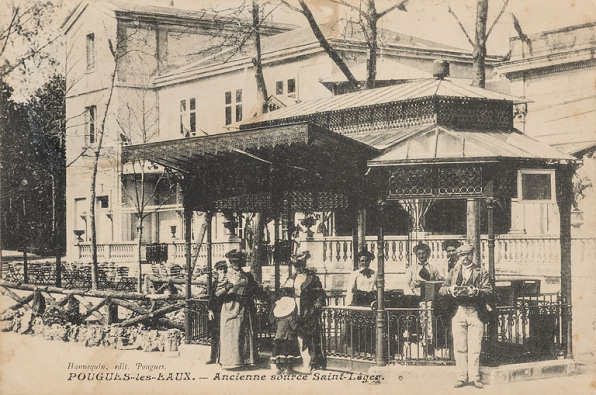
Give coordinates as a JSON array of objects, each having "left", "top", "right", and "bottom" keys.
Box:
[
  {"left": 287, "top": 78, "right": 296, "bottom": 94},
  {"left": 85, "top": 105, "right": 96, "bottom": 144},
  {"left": 276, "top": 81, "right": 284, "bottom": 95},
  {"left": 235, "top": 89, "right": 242, "bottom": 122},
  {"left": 225, "top": 89, "right": 242, "bottom": 125},
  {"left": 97, "top": 195, "right": 109, "bottom": 209},
  {"left": 86, "top": 33, "right": 95, "bottom": 70},
  {"left": 225, "top": 106, "right": 232, "bottom": 126},
  {"left": 518, "top": 170, "right": 555, "bottom": 202},
  {"left": 179, "top": 100, "right": 186, "bottom": 134},
  {"left": 179, "top": 98, "right": 196, "bottom": 137},
  {"left": 235, "top": 104, "right": 242, "bottom": 122}
]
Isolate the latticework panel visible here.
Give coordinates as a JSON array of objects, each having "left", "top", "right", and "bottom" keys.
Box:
[
  {"left": 214, "top": 193, "right": 272, "bottom": 211},
  {"left": 331, "top": 100, "right": 437, "bottom": 134},
  {"left": 387, "top": 167, "right": 434, "bottom": 198},
  {"left": 282, "top": 191, "right": 350, "bottom": 210},
  {"left": 437, "top": 166, "right": 483, "bottom": 196},
  {"left": 437, "top": 99, "right": 512, "bottom": 129}
]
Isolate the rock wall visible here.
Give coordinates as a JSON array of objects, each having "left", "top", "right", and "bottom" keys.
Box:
[{"left": 0, "top": 307, "right": 183, "bottom": 352}]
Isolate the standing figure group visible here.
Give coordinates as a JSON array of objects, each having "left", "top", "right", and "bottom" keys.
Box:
[
  {"left": 272, "top": 251, "right": 326, "bottom": 374},
  {"left": 207, "top": 249, "right": 326, "bottom": 375},
  {"left": 343, "top": 240, "right": 492, "bottom": 389},
  {"left": 207, "top": 249, "right": 268, "bottom": 370}
]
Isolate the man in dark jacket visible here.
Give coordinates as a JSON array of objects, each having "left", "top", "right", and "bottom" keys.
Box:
[
  {"left": 439, "top": 244, "right": 493, "bottom": 389},
  {"left": 442, "top": 239, "right": 461, "bottom": 274},
  {"left": 206, "top": 260, "right": 228, "bottom": 364}
]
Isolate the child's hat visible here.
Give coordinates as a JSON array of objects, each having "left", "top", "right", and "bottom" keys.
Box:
[{"left": 273, "top": 297, "right": 296, "bottom": 318}]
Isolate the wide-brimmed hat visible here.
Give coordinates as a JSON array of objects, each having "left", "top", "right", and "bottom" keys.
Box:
[
  {"left": 225, "top": 249, "right": 247, "bottom": 264},
  {"left": 291, "top": 251, "right": 310, "bottom": 266},
  {"left": 442, "top": 239, "right": 461, "bottom": 251},
  {"left": 413, "top": 242, "right": 431, "bottom": 254},
  {"left": 355, "top": 249, "right": 375, "bottom": 261},
  {"left": 214, "top": 260, "right": 227, "bottom": 270},
  {"left": 273, "top": 297, "right": 297, "bottom": 318},
  {"left": 456, "top": 243, "right": 474, "bottom": 255}
]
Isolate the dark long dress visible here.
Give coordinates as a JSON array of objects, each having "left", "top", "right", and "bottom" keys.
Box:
[
  {"left": 219, "top": 267, "right": 258, "bottom": 369},
  {"left": 285, "top": 270, "right": 326, "bottom": 370}
]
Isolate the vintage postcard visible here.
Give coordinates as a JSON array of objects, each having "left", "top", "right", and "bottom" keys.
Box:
[{"left": 1, "top": 0, "right": 595, "bottom": 394}]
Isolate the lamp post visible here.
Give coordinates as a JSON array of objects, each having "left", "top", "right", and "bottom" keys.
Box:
[{"left": 375, "top": 226, "right": 387, "bottom": 366}]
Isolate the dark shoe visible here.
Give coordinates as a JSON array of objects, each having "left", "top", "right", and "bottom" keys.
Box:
[
  {"left": 470, "top": 381, "right": 484, "bottom": 389},
  {"left": 205, "top": 359, "right": 216, "bottom": 365},
  {"left": 454, "top": 381, "right": 467, "bottom": 388}
]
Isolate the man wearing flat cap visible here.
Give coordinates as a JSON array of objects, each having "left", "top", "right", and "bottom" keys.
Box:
[
  {"left": 439, "top": 243, "right": 493, "bottom": 389},
  {"left": 345, "top": 249, "right": 376, "bottom": 306},
  {"left": 407, "top": 242, "right": 444, "bottom": 296},
  {"left": 283, "top": 251, "right": 326, "bottom": 372}
]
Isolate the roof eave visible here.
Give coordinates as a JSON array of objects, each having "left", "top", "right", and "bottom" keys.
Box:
[{"left": 367, "top": 156, "right": 579, "bottom": 167}]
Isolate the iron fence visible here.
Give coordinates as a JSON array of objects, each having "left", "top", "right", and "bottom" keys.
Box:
[
  {"left": 487, "top": 295, "right": 565, "bottom": 364},
  {"left": 187, "top": 299, "right": 274, "bottom": 351}
]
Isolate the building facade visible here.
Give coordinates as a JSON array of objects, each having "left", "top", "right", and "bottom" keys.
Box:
[
  {"left": 496, "top": 22, "right": 596, "bottom": 235},
  {"left": 63, "top": 1, "right": 585, "bottom": 294}
]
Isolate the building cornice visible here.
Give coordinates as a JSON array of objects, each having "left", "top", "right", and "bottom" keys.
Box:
[
  {"left": 113, "top": 10, "right": 294, "bottom": 35},
  {"left": 154, "top": 38, "right": 502, "bottom": 89},
  {"left": 496, "top": 47, "right": 596, "bottom": 79},
  {"left": 61, "top": 1, "right": 295, "bottom": 36}
]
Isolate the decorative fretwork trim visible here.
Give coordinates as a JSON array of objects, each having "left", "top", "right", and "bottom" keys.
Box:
[{"left": 386, "top": 165, "right": 484, "bottom": 199}]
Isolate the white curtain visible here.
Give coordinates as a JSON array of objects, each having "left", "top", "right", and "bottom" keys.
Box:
[{"left": 397, "top": 198, "right": 436, "bottom": 232}]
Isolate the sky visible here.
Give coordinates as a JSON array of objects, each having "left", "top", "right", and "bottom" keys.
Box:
[{"left": 5, "top": 0, "right": 596, "bottom": 100}]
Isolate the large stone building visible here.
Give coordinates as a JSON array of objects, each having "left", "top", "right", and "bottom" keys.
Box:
[{"left": 496, "top": 22, "right": 596, "bottom": 235}]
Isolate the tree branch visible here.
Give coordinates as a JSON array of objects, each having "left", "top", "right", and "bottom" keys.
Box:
[
  {"left": 377, "top": 0, "right": 408, "bottom": 19},
  {"left": 329, "top": 0, "right": 367, "bottom": 19},
  {"left": 0, "top": 7, "right": 19, "bottom": 57},
  {"left": 486, "top": 0, "right": 509, "bottom": 39},
  {"left": 294, "top": 0, "right": 360, "bottom": 90},
  {"left": 446, "top": 3, "right": 474, "bottom": 48}
]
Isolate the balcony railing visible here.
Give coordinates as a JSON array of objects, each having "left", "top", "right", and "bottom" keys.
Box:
[
  {"left": 71, "top": 236, "right": 594, "bottom": 289},
  {"left": 316, "top": 234, "right": 565, "bottom": 270}
]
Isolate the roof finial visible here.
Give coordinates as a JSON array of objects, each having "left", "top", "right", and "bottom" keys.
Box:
[{"left": 433, "top": 60, "right": 449, "bottom": 80}]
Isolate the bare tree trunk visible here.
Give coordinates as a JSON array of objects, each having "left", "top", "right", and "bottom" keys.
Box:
[
  {"left": 472, "top": 0, "right": 488, "bottom": 88},
  {"left": 89, "top": 45, "right": 118, "bottom": 289},
  {"left": 297, "top": 0, "right": 360, "bottom": 90},
  {"left": 90, "top": 151, "right": 99, "bottom": 289},
  {"left": 137, "top": 216, "right": 143, "bottom": 292},
  {"left": 252, "top": 0, "right": 268, "bottom": 115},
  {"left": 52, "top": 173, "right": 63, "bottom": 287},
  {"left": 365, "top": 0, "right": 378, "bottom": 90}
]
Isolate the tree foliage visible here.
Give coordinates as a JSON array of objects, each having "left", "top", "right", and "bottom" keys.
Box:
[{"left": 0, "top": 76, "right": 65, "bottom": 254}]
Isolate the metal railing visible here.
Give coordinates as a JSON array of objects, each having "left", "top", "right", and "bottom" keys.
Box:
[
  {"left": 322, "top": 304, "right": 452, "bottom": 365},
  {"left": 489, "top": 294, "right": 565, "bottom": 364}
]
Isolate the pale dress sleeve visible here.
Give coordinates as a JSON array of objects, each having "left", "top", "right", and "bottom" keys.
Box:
[{"left": 345, "top": 271, "right": 357, "bottom": 306}]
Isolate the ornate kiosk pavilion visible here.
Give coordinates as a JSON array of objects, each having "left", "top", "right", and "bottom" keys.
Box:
[{"left": 122, "top": 70, "right": 578, "bottom": 369}]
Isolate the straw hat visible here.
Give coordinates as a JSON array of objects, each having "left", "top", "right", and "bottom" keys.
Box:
[{"left": 273, "top": 297, "right": 297, "bottom": 318}]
